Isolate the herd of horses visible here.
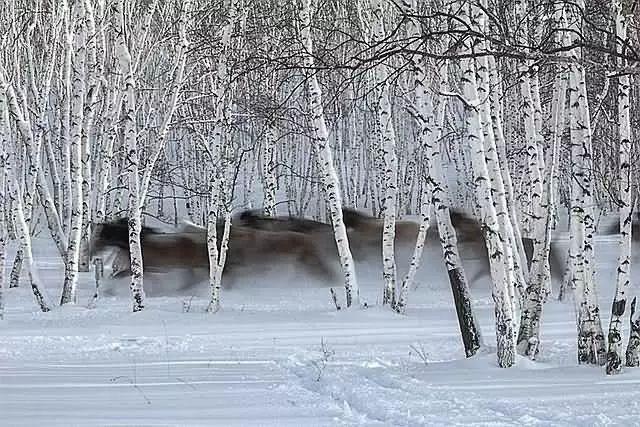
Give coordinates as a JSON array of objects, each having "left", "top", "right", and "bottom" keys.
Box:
[{"left": 89, "top": 208, "right": 572, "bottom": 293}]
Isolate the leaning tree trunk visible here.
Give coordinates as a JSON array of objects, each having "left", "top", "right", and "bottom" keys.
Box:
[
  {"left": 1, "top": 75, "right": 53, "bottom": 312},
  {"left": 7, "top": 175, "right": 51, "bottom": 313},
  {"left": 399, "top": 0, "right": 481, "bottom": 356},
  {"left": 299, "top": 0, "right": 359, "bottom": 307},
  {"left": 1, "top": 91, "right": 50, "bottom": 311}
]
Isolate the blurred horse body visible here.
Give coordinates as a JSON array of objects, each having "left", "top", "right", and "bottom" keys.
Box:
[
  {"left": 90, "top": 217, "right": 338, "bottom": 293},
  {"left": 339, "top": 208, "right": 564, "bottom": 285},
  {"left": 90, "top": 207, "right": 564, "bottom": 296}
]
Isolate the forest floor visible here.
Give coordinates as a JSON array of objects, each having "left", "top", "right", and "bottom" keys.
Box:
[{"left": 3, "top": 233, "right": 640, "bottom": 426}]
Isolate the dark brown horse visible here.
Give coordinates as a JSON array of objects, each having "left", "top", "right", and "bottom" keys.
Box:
[
  {"left": 90, "top": 217, "right": 338, "bottom": 290},
  {"left": 89, "top": 219, "right": 211, "bottom": 284},
  {"left": 445, "top": 210, "right": 564, "bottom": 283},
  {"left": 340, "top": 208, "right": 564, "bottom": 284}
]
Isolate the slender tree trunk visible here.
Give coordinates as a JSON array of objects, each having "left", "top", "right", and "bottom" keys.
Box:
[
  {"left": 475, "top": 4, "right": 521, "bottom": 330},
  {"left": 299, "top": 0, "right": 359, "bottom": 307},
  {"left": 514, "top": 0, "right": 560, "bottom": 357},
  {"left": 567, "top": 23, "right": 606, "bottom": 366},
  {"left": 518, "top": 45, "right": 568, "bottom": 357},
  {"left": 459, "top": 2, "right": 515, "bottom": 367},
  {"left": 60, "top": 0, "right": 87, "bottom": 305},
  {"left": 608, "top": 1, "right": 635, "bottom": 373},
  {"left": 398, "top": 0, "right": 481, "bottom": 357},
  {"left": 262, "top": 122, "right": 278, "bottom": 216},
  {"left": 113, "top": 0, "right": 145, "bottom": 312},
  {"left": 78, "top": 0, "right": 102, "bottom": 273},
  {"left": 0, "top": 109, "right": 6, "bottom": 319},
  {"left": 370, "top": 0, "right": 398, "bottom": 307},
  {"left": 0, "top": 87, "right": 50, "bottom": 312},
  {"left": 206, "top": 182, "right": 231, "bottom": 313}
]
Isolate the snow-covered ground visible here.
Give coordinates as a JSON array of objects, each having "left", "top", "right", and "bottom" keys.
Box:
[{"left": 3, "top": 234, "right": 640, "bottom": 426}]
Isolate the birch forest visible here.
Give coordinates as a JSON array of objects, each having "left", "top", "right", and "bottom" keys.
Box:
[{"left": 1, "top": 0, "right": 640, "bottom": 373}]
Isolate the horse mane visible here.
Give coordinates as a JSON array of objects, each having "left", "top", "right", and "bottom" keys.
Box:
[
  {"left": 93, "top": 218, "right": 161, "bottom": 251},
  {"left": 177, "top": 220, "right": 207, "bottom": 233},
  {"left": 236, "top": 209, "right": 328, "bottom": 233},
  {"left": 341, "top": 208, "right": 374, "bottom": 228}
]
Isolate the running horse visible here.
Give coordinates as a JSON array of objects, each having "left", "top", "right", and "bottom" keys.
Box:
[
  {"left": 340, "top": 208, "right": 564, "bottom": 284},
  {"left": 89, "top": 217, "right": 338, "bottom": 290}
]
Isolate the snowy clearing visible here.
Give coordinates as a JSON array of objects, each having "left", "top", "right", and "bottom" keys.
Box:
[{"left": 2, "top": 235, "right": 640, "bottom": 426}]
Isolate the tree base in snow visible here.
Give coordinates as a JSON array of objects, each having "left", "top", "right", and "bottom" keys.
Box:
[{"left": 448, "top": 268, "right": 481, "bottom": 357}]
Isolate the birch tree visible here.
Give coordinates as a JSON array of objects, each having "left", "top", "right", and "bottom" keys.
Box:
[
  {"left": 262, "top": 123, "right": 278, "bottom": 216},
  {"left": 566, "top": 0, "right": 606, "bottom": 366},
  {"left": 299, "top": 0, "right": 359, "bottom": 308},
  {"left": 458, "top": 1, "right": 516, "bottom": 367},
  {"left": 396, "top": 0, "right": 481, "bottom": 356},
  {"left": 369, "top": 0, "right": 398, "bottom": 307},
  {"left": 112, "top": 0, "right": 145, "bottom": 312},
  {"left": 0, "top": 106, "right": 6, "bottom": 320},
  {"left": 607, "top": 0, "right": 637, "bottom": 371},
  {"left": 515, "top": 0, "right": 564, "bottom": 358},
  {"left": 204, "top": 0, "right": 236, "bottom": 313},
  {"left": 0, "top": 83, "right": 50, "bottom": 312},
  {"left": 6, "top": 2, "right": 62, "bottom": 289},
  {"left": 60, "top": 0, "right": 87, "bottom": 305},
  {"left": 473, "top": 1, "right": 522, "bottom": 324}
]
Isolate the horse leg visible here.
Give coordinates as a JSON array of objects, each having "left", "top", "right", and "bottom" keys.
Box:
[
  {"left": 299, "top": 246, "right": 336, "bottom": 282},
  {"left": 176, "top": 268, "right": 204, "bottom": 293}
]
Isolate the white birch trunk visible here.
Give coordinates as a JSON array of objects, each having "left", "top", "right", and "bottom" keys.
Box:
[
  {"left": 607, "top": 1, "right": 634, "bottom": 373},
  {"left": 474, "top": 4, "right": 521, "bottom": 330},
  {"left": 206, "top": 182, "right": 232, "bottom": 313},
  {"left": 513, "top": 0, "right": 553, "bottom": 357},
  {"left": 60, "top": 0, "right": 86, "bottom": 305},
  {"left": 262, "top": 122, "right": 278, "bottom": 216},
  {"left": 204, "top": 0, "right": 236, "bottom": 312},
  {"left": 61, "top": 7, "right": 74, "bottom": 236},
  {"left": 0, "top": 86, "right": 50, "bottom": 312},
  {"left": 399, "top": 0, "right": 481, "bottom": 353},
  {"left": 299, "top": 0, "right": 359, "bottom": 307},
  {"left": 459, "top": 2, "right": 515, "bottom": 367},
  {"left": 113, "top": 0, "right": 145, "bottom": 312},
  {"left": 78, "top": 0, "right": 102, "bottom": 273},
  {"left": 488, "top": 54, "right": 529, "bottom": 287},
  {"left": 370, "top": 0, "right": 398, "bottom": 307},
  {"left": 8, "top": 175, "right": 51, "bottom": 312},
  {"left": 518, "top": 44, "right": 568, "bottom": 357},
  {"left": 566, "top": 1, "right": 606, "bottom": 364}
]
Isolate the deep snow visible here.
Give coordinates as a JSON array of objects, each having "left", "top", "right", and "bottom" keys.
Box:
[{"left": 2, "top": 232, "right": 640, "bottom": 426}]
